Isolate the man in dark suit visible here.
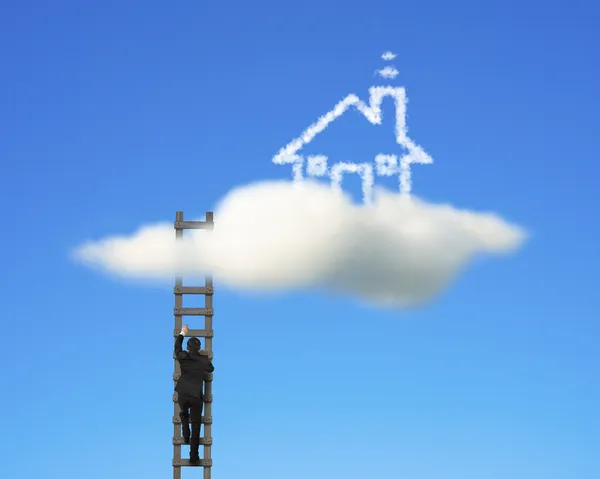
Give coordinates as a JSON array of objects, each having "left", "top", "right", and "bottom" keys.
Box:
[{"left": 174, "top": 324, "right": 215, "bottom": 463}]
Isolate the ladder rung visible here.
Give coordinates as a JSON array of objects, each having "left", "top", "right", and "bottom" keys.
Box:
[
  {"left": 173, "top": 458, "right": 212, "bottom": 467},
  {"left": 173, "top": 416, "right": 212, "bottom": 425},
  {"left": 174, "top": 308, "right": 214, "bottom": 316},
  {"left": 174, "top": 329, "right": 214, "bottom": 338},
  {"left": 174, "top": 221, "right": 213, "bottom": 230},
  {"left": 173, "top": 437, "right": 212, "bottom": 445},
  {"left": 173, "top": 393, "right": 213, "bottom": 403},
  {"left": 174, "top": 286, "right": 214, "bottom": 295},
  {"left": 201, "top": 350, "right": 214, "bottom": 359},
  {"left": 173, "top": 350, "right": 213, "bottom": 361},
  {"left": 173, "top": 372, "right": 213, "bottom": 381}
]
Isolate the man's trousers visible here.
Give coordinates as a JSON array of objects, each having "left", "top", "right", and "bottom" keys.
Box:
[{"left": 178, "top": 394, "right": 204, "bottom": 459}]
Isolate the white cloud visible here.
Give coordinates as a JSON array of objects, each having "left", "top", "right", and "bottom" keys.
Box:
[
  {"left": 382, "top": 51, "right": 397, "bottom": 61},
  {"left": 72, "top": 180, "right": 527, "bottom": 307},
  {"left": 376, "top": 66, "right": 399, "bottom": 79}
]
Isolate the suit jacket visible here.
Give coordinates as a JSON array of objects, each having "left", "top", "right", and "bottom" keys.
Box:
[{"left": 174, "top": 334, "right": 215, "bottom": 399}]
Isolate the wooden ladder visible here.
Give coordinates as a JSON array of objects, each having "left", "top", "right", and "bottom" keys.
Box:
[{"left": 172, "top": 211, "right": 215, "bottom": 478}]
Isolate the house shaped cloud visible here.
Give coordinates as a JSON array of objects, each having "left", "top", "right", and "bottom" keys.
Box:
[{"left": 272, "top": 80, "right": 433, "bottom": 203}]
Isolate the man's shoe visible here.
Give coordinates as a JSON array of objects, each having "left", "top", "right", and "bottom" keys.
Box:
[{"left": 190, "top": 455, "right": 200, "bottom": 464}]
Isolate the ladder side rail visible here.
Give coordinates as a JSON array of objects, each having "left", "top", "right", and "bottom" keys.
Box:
[
  {"left": 203, "top": 211, "right": 215, "bottom": 479},
  {"left": 173, "top": 211, "right": 184, "bottom": 479}
]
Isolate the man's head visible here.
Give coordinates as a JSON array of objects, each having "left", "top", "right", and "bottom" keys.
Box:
[{"left": 186, "top": 337, "right": 201, "bottom": 353}]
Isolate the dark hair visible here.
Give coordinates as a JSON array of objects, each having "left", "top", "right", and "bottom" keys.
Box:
[{"left": 187, "top": 337, "right": 201, "bottom": 353}]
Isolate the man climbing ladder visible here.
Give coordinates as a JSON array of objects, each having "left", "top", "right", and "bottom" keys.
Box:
[{"left": 174, "top": 324, "right": 215, "bottom": 463}]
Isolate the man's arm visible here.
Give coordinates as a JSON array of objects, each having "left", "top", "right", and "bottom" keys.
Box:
[{"left": 173, "top": 324, "right": 189, "bottom": 360}]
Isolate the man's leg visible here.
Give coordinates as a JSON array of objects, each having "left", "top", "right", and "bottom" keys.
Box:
[
  {"left": 178, "top": 396, "right": 191, "bottom": 443},
  {"left": 188, "top": 397, "right": 204, "bottom": 461}
]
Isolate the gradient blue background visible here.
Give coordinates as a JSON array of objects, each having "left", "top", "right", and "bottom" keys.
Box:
[{"left": 1, "top": 1, "right": 598, "bottom": 478}]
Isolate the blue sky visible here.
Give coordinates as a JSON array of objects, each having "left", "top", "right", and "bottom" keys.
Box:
[{"left": 1, "top": 1, "right": 599, "bottom": 478}]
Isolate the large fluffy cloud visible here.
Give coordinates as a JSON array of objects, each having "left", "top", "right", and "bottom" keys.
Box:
[{"left": 72, "top": 180, "right": 527, "bottom": 307}]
